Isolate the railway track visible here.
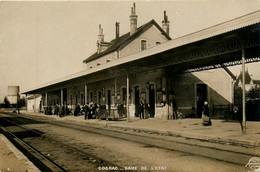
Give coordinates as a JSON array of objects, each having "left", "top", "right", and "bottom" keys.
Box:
[
  {"left": 0, "top": 112, "right": 257, "bottom": 171},
  {"left": 0, "top": 125, "right": 65, "bottom": 172},
  {"left": 45, "top": 119, "right": 256, "bottom": 166},
  {"left": 0, "top": 116, "right": 123, "bottom": 172}
]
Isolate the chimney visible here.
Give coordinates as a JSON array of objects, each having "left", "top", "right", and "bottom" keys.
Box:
[
  {"left": 97, "top": 24, "right": 112, "bottom": 53},
  {"left": 130, "top": 3, "right": 138, "bottom": 35},
  {"left": 115, "top": 22, "right": 120, "bottom": 39},
  {"left": 98, "top": 24, "right": 104, "bottom": 42},
  {"left": 97, "top": 24, "right": 104, "bottom": 53},
  {"left": 162, "top": 11, "right": 170, "bottom": 35}
]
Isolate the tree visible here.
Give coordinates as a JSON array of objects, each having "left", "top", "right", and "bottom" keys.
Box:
[
  {"left": 246, "top": 86, "right": 260, "bottom": 100},
  {"left": 3, "top": 97, "right": 10, "bottom": 108}
]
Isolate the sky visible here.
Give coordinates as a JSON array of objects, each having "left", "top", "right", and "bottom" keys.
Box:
[{"left": 0, "top": 1, "right": 260, "bottom": 102}]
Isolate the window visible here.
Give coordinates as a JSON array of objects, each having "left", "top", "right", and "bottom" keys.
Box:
[
  {"left": 156, "top": 42, "right": 161, "bottom": 45},
  {"left": 81, "top": 93, "right": 84, "bottom": 105},
  {"left": 97, "top": 63, "right": 101, "bottom": 66},
  {"left": 141, "top": 40, "right": 147, "bottom": 51},
  {"left": 106, "top": 59, "right": 111, "bottom": 63},
  {"left": 90, "top": 92, "right": 93, "bottom": 102},
  {"left": 89, "top": 66, "right": 93, "bottom": 69}
]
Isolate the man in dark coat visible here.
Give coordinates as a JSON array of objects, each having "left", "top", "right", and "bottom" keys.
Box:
[
  {"left": 144, "top": 100, "right": 149, "bottom": 119},
  {"left": 117, "top": 103, "right": 123, "bottom": 118},
  {"left": 84, "top": 102, "right": 90, "bottom": 120},
  {"left": 54, "top": 104, "right": 59, "bottom": 115},
  {"left": 74, "top": 103, "right": 81, "bottom": 116},
  {"left": 172, "top": 99, "right": 178, "bottom": 120},
  {"left": 17, "top": 99, "right": 20, "bottom": 114},
  {"left": 58, "top": 105, "right": 64, "bottom": 117},
  {"left": 48, "top": 105, "right": 52, "bottom": 115},
  {"left": 140, "top": 101, "right": 144, "bottom": 119},
  {"left": 92, "top": 103, "right": 99, "bottom": 119}
]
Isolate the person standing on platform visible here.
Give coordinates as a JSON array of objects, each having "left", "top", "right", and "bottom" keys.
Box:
[
  {"left": 58, "top": 104, "right": 64, "bottom": 117},
  {"left": 144, "top": 100, "right": 149, "bottom": 119},
  {"left": 172, "top": 99, "right": 178, "bottom": 120},
  {"left": 74, "top": 103, "right": 80, "bottom": 116},
  {"left": 84, "top": 102, "right": 90, "bottom": 120},
  {"left": 140, "top": 101, "right": 144, "bottom": 119},
  {"left": 202, "top": 101, "right": 212, "bottom": 126}
]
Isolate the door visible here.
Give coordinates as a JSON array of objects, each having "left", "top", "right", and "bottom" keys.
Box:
[
  {"left": 135, "top": 86, "right": 140, "bottom": 117},
  {"left": 122, "top": 88, "right": 127, "bottom": 116},
  {"left": 107, "top": 90, "right": 111, "bottom": 115},
  {"left": 122, "top": 88, "right": 127, "bottom": 105},
  {"left": 63, "top": 89, "right": 67, "bottom": 105},
  {"left": 149, "top": 84, "right": 155, "bottom": 118},
  {"left": 98, "top": 91, "right": 102, "bottom": 105},
  {"left": 196, "top": 84, "right": 207, "bottom": 118},
  {"left": 70, "top": 95, "right": 72, "bottom": 106},
  {"left": 90, "top": 92, "right": 93, "bottom": 103}
]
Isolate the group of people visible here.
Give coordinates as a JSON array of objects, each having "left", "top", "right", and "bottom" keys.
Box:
[
  {"left": 82, "top": 102, "right": 99, "bottom": 120},
  {"left": 44, "top": 99, "right": 212, "bottom": 125},
  {"left": 139, "top": 100, "right": 150, "bottom": 119},
  {"left": 65, "top": 102, "right": 99, "bottom": 119},
  {"left": 44, "top": 102, "right": 99, "bottom": 119},
  {"left": 47, "top": 104, "right": 70, "bottom": 117},
  {"left": 44, "top": 102, "right": 127, "bottom": 120}
]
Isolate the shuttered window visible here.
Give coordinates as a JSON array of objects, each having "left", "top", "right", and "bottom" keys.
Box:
[{"left": 141, "top": 40, "right": 147, "bottom": 51}]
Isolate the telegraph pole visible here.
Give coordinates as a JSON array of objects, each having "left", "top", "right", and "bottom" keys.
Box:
[{"left": 242, "top": 48, "right": 246, "bottom": 133}]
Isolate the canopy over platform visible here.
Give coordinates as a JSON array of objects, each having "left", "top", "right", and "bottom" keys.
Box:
[{"left": 23, "top": 10, "right": 260, "bottom": 95}]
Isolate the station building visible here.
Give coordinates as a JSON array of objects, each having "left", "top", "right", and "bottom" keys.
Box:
[
  {"left": 26, "top": 94, "right": 42, "bottom": 112},
  {"left": 23, "top": 5, "right": 260, "bottom": 120}
]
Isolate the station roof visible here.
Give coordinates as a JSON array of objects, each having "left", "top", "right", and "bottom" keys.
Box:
[
  {"left": 83, "top": 19, "right": 172, "bottom": 63},
  {"left": 27, "top": 94, "right": 41, "bottom": 100},
  {"left": 22, "top": 10, "right": 260, "bottom": 94}
]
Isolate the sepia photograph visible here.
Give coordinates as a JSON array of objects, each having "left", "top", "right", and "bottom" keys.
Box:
[{"left": 0, "top": 0, "right": 260, "bottom": 171}]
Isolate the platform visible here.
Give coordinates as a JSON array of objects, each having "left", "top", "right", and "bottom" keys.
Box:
[{"left": 0, "top": 133, "right": 40, "bottom": 172}]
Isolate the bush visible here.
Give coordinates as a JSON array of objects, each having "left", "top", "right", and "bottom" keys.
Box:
[{"left": 3, "top": 97, "right": 10, "bottom": 108}]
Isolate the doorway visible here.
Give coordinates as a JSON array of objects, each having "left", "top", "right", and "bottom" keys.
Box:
[
  {"left": 63, "top": 89, "right": 67, "bottom": 105},
  {"left": 98, "top": 91, "right": 102, "bottom": 105},
  {"left": 122, "top": 88, "right": 127, "bottom": 105},
  {"left": 135, "top": 86, "right": 140, "bottom": 117},
  {"left": 149, "top": 84, "right": 155, "bottom": 118},
  {"left": 107, "top": 90, "right": 111, "bottom": 113},
  {"left": 90, "top": 92, "right": 93, "bottom": 103},
  {"left": 196, "top": 84, "right": 207, "bottom": 118},
  {"left": 70, "top": 95, "right": 72, "bottom": 106}
]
